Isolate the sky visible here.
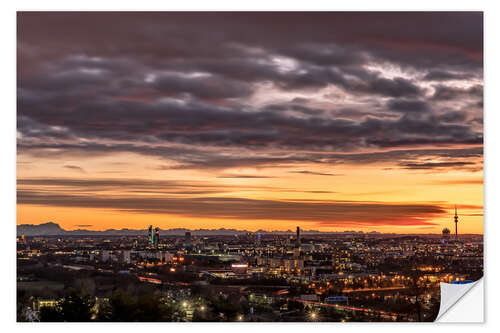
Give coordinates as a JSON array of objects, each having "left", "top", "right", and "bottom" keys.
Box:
[{"left": 16, "top": 12, "right": 483, "bottom": 234}]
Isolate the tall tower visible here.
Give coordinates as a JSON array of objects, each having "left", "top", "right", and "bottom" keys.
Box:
[
  {"left": 154, "top": 227, "right": 160, "bottom": 249},
  {"left": 148, "top": 225, "right": 154, "bottom": 246},
  {"left": 454, "top": 205, "right": 459, "bottom": 239},
  {"left": 296, "top": 226, "right": 301, "bottom": 247}
]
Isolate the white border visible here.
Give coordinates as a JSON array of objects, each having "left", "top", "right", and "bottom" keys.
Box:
[{"left": 2, "top": 1, "right": 498, "bottom": 332}]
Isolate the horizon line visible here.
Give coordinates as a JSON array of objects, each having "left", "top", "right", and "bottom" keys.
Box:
[{"left": 16, "top": 222, "right": 484, "bottom": 236}]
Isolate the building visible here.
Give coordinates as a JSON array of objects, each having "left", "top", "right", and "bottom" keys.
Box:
[
  {"left": 148, "top": 225, "right": 154, "bottom": 246},
  {"left": 162, "top": 251, "right": 175, "bottom": 263},
  {"left": 442, "top": 228, "right": 451, "bottom": 240},
  {"left": 296, "top": 226, "right": 301, "bottom": 247},
  {"left": 121, "top": 250, "right": 131, "bottom": 264},
  {"left": 231, "top": 263, "right": 248, "bottom": 274},
  {"left": 154, "top": 227, "right": 160, "bottom": 249},
  {"left": 185, "top": 231, "right": 192, "bottom": 247},
  {"left": 33, "top": 299, "right": 57, "bottom": 311},
  {"left": 101, "top": 250, "right": 110, "bottom": 262}
]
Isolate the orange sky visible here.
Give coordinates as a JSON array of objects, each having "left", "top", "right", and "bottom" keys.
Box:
[{"left": 16, "top": 147, "right": 483, "bottom": 234}]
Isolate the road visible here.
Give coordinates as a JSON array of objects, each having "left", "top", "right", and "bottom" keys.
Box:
[{"left": 282, "top": 297, "right": 409, "bottom": 319}]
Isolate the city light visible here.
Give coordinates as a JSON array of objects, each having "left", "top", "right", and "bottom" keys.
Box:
[{"left": 16, "top": 209, "right": 482, "bottom": 322}]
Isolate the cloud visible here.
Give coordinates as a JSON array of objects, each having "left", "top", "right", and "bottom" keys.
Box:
[
  {"left": 290, "top": 170, "right": 341, "bottom": 176},
  {"left": 399, "top": 161, "right": 476, "bottom": 170},
  {"left": 427, "top": 179, "right": 483, "bottom": 185},
  {"left": 17, "top": 94, "right": 482, "bottom": 156},
  {"left": 18, "top": 140, "right": 483, "bottom": 173},
  {"left": 151, "top": 72, "right": 253, "bottom": 99},
  {"left": 387, "top": 99, "right": 429, "bottom": 113},
  {"left": 423, "top": 70, "right": 473, "bottom": 81},
  {"left": 63, "top": 165, "right": 86, "bottom": 173},
  {"left": 15, "top": 9, "right": 483, "bottom": 212},
  {"left": 17, "top": 177, "right": 328, "bottom": 196},
  {"left": 432, "top": 84, "right": 483, "bottom": 101},
  {"left": 17, "top": 12, "right": 483, "bottom": 74},
  {"left": 17, "top": 189, "right": 446, "bottom": 227},
  {"left": 216, "top": 174, "right": 275, "bottom": 179},
  {"left": 17, "top": 12, "right": 482, "bottom": 170}
]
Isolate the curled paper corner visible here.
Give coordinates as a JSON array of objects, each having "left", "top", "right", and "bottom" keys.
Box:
[{"left": 435, "top": 278, "right": 484, "bottom": 322}]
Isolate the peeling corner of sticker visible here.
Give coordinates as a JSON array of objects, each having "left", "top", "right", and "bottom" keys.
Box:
[{"left": 435, "top": 278, "right": 484, "bottom": 322}]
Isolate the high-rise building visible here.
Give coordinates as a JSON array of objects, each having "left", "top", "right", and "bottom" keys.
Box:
[
  {"left": 185, "top": 231, "right": 192, "bottom": 247},
  {"left": 296, "top": 226, "right": 301, "bottom": 247},
  {"left": 148, "top": 225, "right": 154, "bottom": 246},
  {"left": 154, "top": 227, "right": 160, "bottom": 249},
  {"left": 454, "top": 205, "right": 459, "bottom": 239}
]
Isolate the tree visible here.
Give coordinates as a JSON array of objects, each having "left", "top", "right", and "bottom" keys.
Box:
[
  {"left": 74, "top": 278, "right": 96, "bottom": 297},
  {"left": 97, "top": 290, "right": 135, "bottom": 321},
  {"left": 58, "top": 292, "right": 95, "bottom": 321},
  {"left": 96, "top": 290, "right": 172, "bottom": 322},
  {"left": 403, "top": 269, "right": 430, "bottom": 322},
  {"left": 39, "top": 306, "right": 63, "bottom": 322},
  {"left": 39, "top": 292, "right": 95, "bottom": 322}
]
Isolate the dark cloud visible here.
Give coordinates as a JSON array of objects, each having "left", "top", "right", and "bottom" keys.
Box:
[
  {"left": 423, "top": 70, "right": 472, "bottom": 81},
  {"left": 352, "top": 77, "right": 423, "bottom": 98},
  {"left": 18, "top": 139, "right": 482, "bottom": 172},
  {"left": 17, "top": 177, "right": 331, "bottom": 197},
  {"left": 17, "top": 12, "right": 483, "bottom": 73},
  {"left": 17, "top": 94, "right": 482, "bottom": 154},
  {"left": 63, "top": 165, "right": 85, "bottom": 173},
  {"left": 432, "top": 84, "right": 483, "bottom": 101},
  {"left": 434, "top": 111, "right": 468, "bottom": 123},
  {"left": 217, "top": 174, "right": 275, "bottom": 179},
  {"left": 152, "top": 72, "right": 253, "bottom": 99},
  {"left": 265, "top": 102, "right": 325, "bottom": 116},
  {"left": 17, "top": 189, "right": 445, "bottom": 226},
  {"left": 290, "top": 170, "right": 341, "bottom": 176},
  {"left": 399, "top": 161, "right": 476, "bottom": 170},
  {"left": 428, "top": 179, "right": 483, "bottom": 185},
  {"left": 387, "top": 99, "right": 429, "bottom": 113},
  {"left": 17, "top": 12, "right": 483, "bottom": 172}
]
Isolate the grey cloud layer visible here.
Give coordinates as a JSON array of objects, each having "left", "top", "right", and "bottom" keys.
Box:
[{"left": 17, "top": 12, "right": 483, "bottom": 172}]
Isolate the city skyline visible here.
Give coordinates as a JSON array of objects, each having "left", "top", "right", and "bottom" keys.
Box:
[{"left": 17, "top": 12, "right": 483, "bottom": 234}]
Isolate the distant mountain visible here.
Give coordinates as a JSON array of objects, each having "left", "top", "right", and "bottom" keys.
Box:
[
  {"left": 17, "top": 222, "right": 366, "bottom": 237},
  {"left": 17, "top": 222, "right": 66, "bottom": 236}
]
